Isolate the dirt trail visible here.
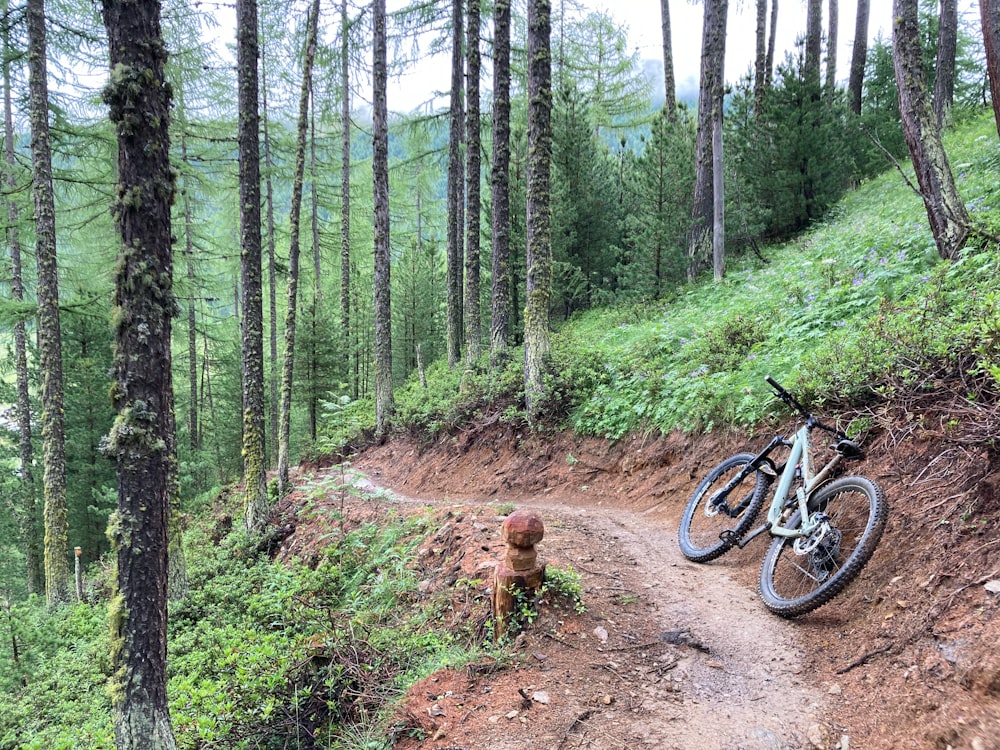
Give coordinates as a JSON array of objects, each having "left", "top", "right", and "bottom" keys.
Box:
[
  {"left": 332, "top": 423, "right": 1000, "bottom": 750},
  {"left": 345, "top": 472, "right": 828, "bottom": 749}
]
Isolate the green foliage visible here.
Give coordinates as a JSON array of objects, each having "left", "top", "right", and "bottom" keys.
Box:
[{"left": 0, "top": 491, "right": 505, "bottom": 748}]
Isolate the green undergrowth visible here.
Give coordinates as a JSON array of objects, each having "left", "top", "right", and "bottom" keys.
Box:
[
  {"left": 317, "top": 113, "right": 1000, "bottom": 445},
  {"left": 0, "top": 488, "right": 510, "bottom": 749}
]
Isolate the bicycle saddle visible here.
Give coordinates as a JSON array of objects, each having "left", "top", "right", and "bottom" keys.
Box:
[{"left": 833, "top": 438, "right": 863, "bottom": 458}]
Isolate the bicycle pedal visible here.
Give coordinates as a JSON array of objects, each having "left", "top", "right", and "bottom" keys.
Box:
[{"left": 719, "top": 530, "right": 740, "bottom": 544}]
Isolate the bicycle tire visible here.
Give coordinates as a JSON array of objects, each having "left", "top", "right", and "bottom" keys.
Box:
[
  {"left": 758, "top": 475, "right": 887, "bottom": 618},
  {"left": 678, "top": 453, "right": 771, "bottom": 563}
]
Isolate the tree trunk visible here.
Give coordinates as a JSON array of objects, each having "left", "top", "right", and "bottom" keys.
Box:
[
  {"left": 933, "top": 0, "right": 958, "bottom": 129},
  {"left": 373, "top": 0, "right": 394, "bottom": 439},
  {"left": 340, "top": 0, "right": 354, "bottom": 397},
  {"left": 524, "top": 0, "right": 552, "bottom": 422},
  {"left": 464, "top": 0, "right": 482, "bottom": 368},
  {"left": 3, "top": 4, "right": 41, "bottom": 596},
  {"left": 100, "top": 0, "right": 178, "bottom": 743},
  {"left": 847, "top": 0, "right": 869, "bottom": 114},
  {"left": 27, "top": 0, "right": 70, "bottom": 606},
  {"left": 892, "top": 0, "right": 969, "bottom": 260},
  {"left": 754, "top": 0, "right": 768, "bottom": 107},
  {"left": 712, "top": 99, "right": 724, "bottom": 281},
  {"left": 983, "top": 0, "right": 1000, "bottom": 139},
  {"left": 262, "top": 40, "right": 279, "bottom": 465},
  {"left": 180, "top": 133, "right": 199, "bottom": 452},
  {"left": 490, "top": 0, "right": 511, "bottom": 363},
  {"left": 309, "top": 96, "right": 320, "bottom": 442},
  {"left": 686, "top": 0, "right": 727, "bottom": 281},
  {"left": 237, "top": 0, "right": 268, "bottom": 531},
  {"left": 446, "top": 0, "right": 464, "bottom": 368},
  {"left": 278, "top": 0, "right": 320, "bottom": 495},
  {"left": 825, "top": 0, "right": 838, "bottom": 94},
  {"left": 766, "top": 0, "right": 778, "bottom": 83},
  {"left": 661, "top": 0, "right": 676, "bottom": 116},
  {"left": 804, "top": 0, "right": 822, "bottom": 85}
]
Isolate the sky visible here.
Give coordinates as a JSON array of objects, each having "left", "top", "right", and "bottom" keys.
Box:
[{"left": 389, "top": 0, "right": 898, "bottom": 112}]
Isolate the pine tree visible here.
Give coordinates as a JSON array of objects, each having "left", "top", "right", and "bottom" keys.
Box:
[
  {"left": 237, "top": 0, "right": 268, "bottom": 530},
  {"left": 524, "top": 0, "right": 552, "bottom": 422},
  {"left": 278, "top": 0, "right": 320, "bottom": 495},
  {"left": 892, "top": 0, "right": 969, "bottom": 260},
  {"left": 101, "top": 0, "right": 178, "bottom": 741},
  {"left": 27, "top": 0, "right": 70, "bottom": 606},
  {"left": 490, "top": 0, "right": 512, "bottom": 363},
  {"left": 373, "top": 0, "right": 393, "bottom": 439},
  {"left": 464, "top": 0, "right": 482, "bottom": 368}
]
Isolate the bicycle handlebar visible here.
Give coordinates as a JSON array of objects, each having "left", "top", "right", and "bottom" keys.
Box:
[
  {"left": 765, "top": 375, "right": 807, "bottom": 415},
  {"left": 766, "top": 375, "right": 848, "bottom": 440}
]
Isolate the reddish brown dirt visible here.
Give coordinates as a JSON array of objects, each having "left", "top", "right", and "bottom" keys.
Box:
[{"left": 289, "top": 414, "right": 1000, "bottom": 749}]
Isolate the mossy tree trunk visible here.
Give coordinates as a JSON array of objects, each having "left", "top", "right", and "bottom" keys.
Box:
[
  {"left": 524, "top": 0, "right": 552, "bottom": 422},
  {"left": 4, "top": 2, "right": 41, "bottom": 596},
  {"left": 262, "top": 46, "right": 279, "bottom": 466},
  {"left": 446, "top": 0, "right": 464, "bottom": 368},
  {"left": 464, "top": 0, "right": 482, "bottom": 369},
  {"left": 686, "top": 0, "right": 727, "bottom": 281},
  {"left": 490, "top": 0, "right": 511, "bottom": 364},
  {"left": 100, "top": 0, "right": 178, "bottom": 743},
  {"left": 237, "top": 0, "right": 268, "bottom": 531},
  {"left": 892, "top": 0, "right": 970, "bottom": 261},
  {"left": 983, "top": 0, "right": 1000, "bottom": 140},
  {"left": 277, "top": 0, "right": 320, "bottom": 495},
  {"left": 373, "top": 0, "right": 394, "bottom": 440},
  {"left": 27, "top": 0, "right": 70, "bottom": 607},
  {"left": 847, "top": 0, "right": 869, "bottom": 115}
]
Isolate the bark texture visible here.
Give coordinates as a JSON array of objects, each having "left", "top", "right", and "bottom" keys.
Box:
[
  {"left": 373, "top": 0, "right": 394, "bottom": 438},
  {"left": 340, "top": 0, "right": 354, "bottom": 397},
  {"left": 933, "top": 0, "right": 958, "bottom": 128},
  {"left": 984, "top": 0, "right": 1000, "bottom": 139},
  {"left": 490, "top": 0, "right": 511, "bottom": 362},
  {"left": 892, "top": 0, "right": 969, "bottom": 260},
  {"left": 278, "top": 0, "right": 320, "bottom": 495},
  {"left": 101, "top": 0, "right": 178, "bottom": 742},
  {"left": 754, "top": 0, "right": 768, "bottom": 106},
  {"left": 524, "top": 0, "right": 552, "bottom": 421},
  {"left": 686, "top": 0, "right": 727, "bottom": 280},
  {"left": 262, "top": 45, "right": 278, "bottom": 463},
  {"left": 27, "top": 0, "right": 70, "bottom": 606},
  {"left": 804, "top": 0, "right": 822, "bottom": 84},
  {"left": 446, "top": 0, "right": 464, "bottom": 367},
  {"left": 847, "top": 0, "right": 869, "bottom": 114},
  {"left": 661, "top": 0, "right": 676, "bottom": 115},
  {"left": 237, "top": 0, "right": 268, "bottom": 530},
  {"left": 825, "top": 0, "right": 838, "bottom": 94},
  {"left": 4, "top": 5, "right": 40, "bottom": 595},
  {"left": 464, "top": 0, "right": 482, "bottom": 367}
]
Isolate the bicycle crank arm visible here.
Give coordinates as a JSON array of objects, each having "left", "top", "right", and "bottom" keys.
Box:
[{"left": 719, "top": 522, "right": 772, "bottom": 549}]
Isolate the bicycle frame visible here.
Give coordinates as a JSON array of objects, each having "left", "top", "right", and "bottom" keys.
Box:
[{"left": 721, "top": 417, "right": 846, "bottom": 549}]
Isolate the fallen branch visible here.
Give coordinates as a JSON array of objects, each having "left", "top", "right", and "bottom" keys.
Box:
[{"left": 835, "top": 642, "right": 892, "bottom": 674}]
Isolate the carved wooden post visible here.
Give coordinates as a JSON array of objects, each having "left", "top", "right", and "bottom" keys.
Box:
[{"left": 492, "top": 509, "right": 545, "bottom": 639}]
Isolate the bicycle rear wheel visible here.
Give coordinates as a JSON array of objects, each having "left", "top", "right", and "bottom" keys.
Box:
[
  {"left": 678, "top": 453, "right": 771, "bottom": 563},
  {"left": 759, "top": 475, "right": 887, "bottom": 618}
]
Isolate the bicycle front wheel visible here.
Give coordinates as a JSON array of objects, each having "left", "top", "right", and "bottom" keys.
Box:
[
  {"left": 678, "top": 453, "right": 771, "bottom": 563},
  {"left": 759, "top": 475, "right": 888, "bottom": 618}
]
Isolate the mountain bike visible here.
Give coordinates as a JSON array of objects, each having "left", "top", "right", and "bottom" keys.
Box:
[{"left": 677, "top": 376, "right": 888, "bottom": 617}]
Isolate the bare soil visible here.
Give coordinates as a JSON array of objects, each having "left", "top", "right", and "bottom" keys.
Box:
[{"left": 286, "top": 411, "right": 1000, "bottom": 749}]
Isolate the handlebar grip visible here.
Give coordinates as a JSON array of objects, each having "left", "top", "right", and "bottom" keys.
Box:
[{"left": 765, "top": 375, "right": 783, "bottom": 392}]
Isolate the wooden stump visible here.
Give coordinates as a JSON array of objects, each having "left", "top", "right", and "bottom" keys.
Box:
[{"left": 492, "top": 509, "right": 545, "bottom": 639}]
